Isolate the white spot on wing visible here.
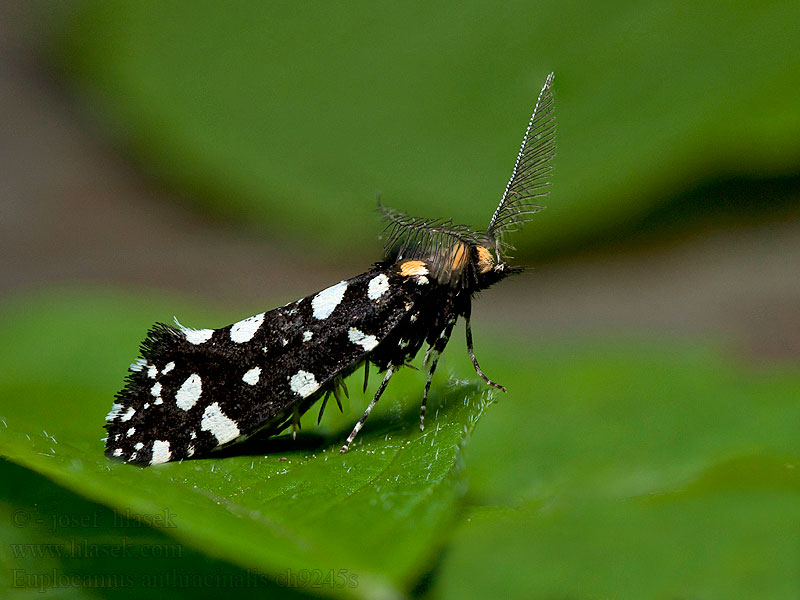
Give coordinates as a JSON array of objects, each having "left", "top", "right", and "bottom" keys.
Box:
[
  {"left": 312, "top": 280, "right": 348, "bottom": 320},
  {"left": 113, "top": 448, "right": 123, "bottom": 457},
  {"left": 348, "top": 327, "right": 379, "bottom": 351},
  {"left": 303, "top": 330, "right": 313, "bottom": 342},
  {"left": 289, "top": 370, "right": 320, "bottom": 398},
  {"left": 150, "top": 382, "right": 162, "bottom": 398},
  {"left": 367, "top": 274, "right": 390, "bottom": 300},
  {"left": 134, "top": 442, "right": 144, "bottom": 450},
  {"left": 147, "top": 364, "right": 158, "bottom": 379},
  {"left": 230, "top": 313, "right": 265, "bottom": 343},
  {"left": 186, "top": 328, "right": 214, "bottom": 344},
  {"left": 120, "top": 407, "right": 135, "bottom": 422},
  {"left": 126, "top": 427, "right": 135, "bottom": 437},
  {"left": 417, "top": 276, "right": 429, "bottom": 285},
  {"left": 129, "top": 358, "right": 146, "bottom": 372},
  {"left": 242, "top": 367, "right": 261, "bottom": 386},
  {"left": 201, "top": 402, "right": 240, "bottom": 445},
  {"left": 151, "top": 440, "right": 171, "bottom": 464},
  {"left": 176, "top": 374, "right": 202, "bottom": 411},
  {"left": 162, "top": 361, "right": 175, "bottom": 375}
]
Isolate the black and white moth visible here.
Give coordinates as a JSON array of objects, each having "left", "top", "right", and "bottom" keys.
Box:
[{"left": 105, "top": 73, "right": 555, "bottom": 465}]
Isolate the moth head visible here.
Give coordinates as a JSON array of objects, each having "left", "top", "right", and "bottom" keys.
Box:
[
  {"left": 377, "top": 72, "right": 555, "bottom": 289},
  {"left": 445, "top": 242, "right": 515, "bottom": 290},
  {"left": 472, "top": 243, "right": 523, "bottom": 289},
  {"left": 379, "top": 205, "right": 524, "bottom": 290}
]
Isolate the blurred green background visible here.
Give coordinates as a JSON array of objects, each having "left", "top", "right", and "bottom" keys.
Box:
[{"left": 1, "top": 1, "right": 799, "bottom": 598}]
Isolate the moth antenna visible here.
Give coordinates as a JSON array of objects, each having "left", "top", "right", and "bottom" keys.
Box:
[{"left": 487, "top": 73, "right": 556, "bottom": 258}]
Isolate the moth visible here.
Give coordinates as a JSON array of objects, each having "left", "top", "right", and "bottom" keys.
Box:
[{"left": 105, "top": 73, "right": 555, "bottom": 465}]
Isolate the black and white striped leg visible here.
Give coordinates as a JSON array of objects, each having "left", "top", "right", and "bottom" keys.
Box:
[
  {"left": 420, "top": 350, "right": 441, "bottom": 431},
  {"left": 465, "top": 317, "right": 506, "bottom": 392},
  {"left": 340, "top": 366, "right": 395, "bottom": 454},
  {"left": 420, "top": 319, "right": 455, "bottom": 430}
]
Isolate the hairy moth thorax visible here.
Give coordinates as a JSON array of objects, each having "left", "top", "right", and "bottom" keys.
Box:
[
  {"left": 104, "top": 74, "right": 555, "bottom": 465},
  {"left": 402, "top": 241, "right": 519, "bottom": 292}
]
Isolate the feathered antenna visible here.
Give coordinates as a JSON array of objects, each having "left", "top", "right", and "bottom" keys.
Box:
[
  {"left": 487, "top": 73, "right": 556, "bottom": 257},
  {"left": 378, "top": 201, "right": 481, "bottom": 285}
]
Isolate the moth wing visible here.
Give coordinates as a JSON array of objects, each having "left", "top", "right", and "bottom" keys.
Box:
[{"left": 105, "top": 266, "right": 414, "bottom": 465}]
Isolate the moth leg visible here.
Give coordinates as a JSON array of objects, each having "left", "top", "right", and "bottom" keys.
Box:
[
  {"left": 420, "top": 318, "right": 456, "bottom": 430},
  {"left": 420, "top": 349, "right": 440, "bottom": 431},
  {"left": 420, "top": 316, "right": 458, "bottom": 430},
  {"left": 465, "top": 317, "right": 506, "bottom": 392},
  {"left": 340, "top": 366, "right": 395, "bottom": 454},
  {"left": 362, "top": 360, "right": 370, "bottom": 392}
]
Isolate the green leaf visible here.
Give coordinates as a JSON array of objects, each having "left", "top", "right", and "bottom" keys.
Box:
[
  {"left": 435, "top": 475, "right": 800, "bottom": 600},
  {"left": 0, "top": 290, "right": 494, "bottom": 599},
  {"left": 462, "top": 339, "right": 800, "bottom": 503},
  {"left": 3, "top": 290, "right": 799, "bottom": 597},
  {"left": 1, "top": 459, "right": 308, "bottom": 599},
  {"left": 50, "top": 2, "right": 800, "bottom": 258}
]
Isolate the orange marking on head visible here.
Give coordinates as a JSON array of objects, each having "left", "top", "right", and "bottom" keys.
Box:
[
  {"left": 399, "top": 260, "right": 430, "bottom": 277},
  {"left": 475, "top": 246, "right": 494, "bottom": 274}
]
